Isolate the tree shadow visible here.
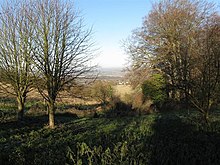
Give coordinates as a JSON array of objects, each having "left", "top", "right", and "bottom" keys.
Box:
[
  {"left": 2, "top": 109, "right": 220, "bottom": 164},
  {"left": 0, "top": 112, "right": 92, "bottom": 165},
  {"left": 0, "top": 112, "right": 79, "bottom": 132},
  {"left": 57, "top": 103, "right": 101, "bottom": 111},
  {"left": 149, "top": 112, "right": 220, "bottom": 164}
]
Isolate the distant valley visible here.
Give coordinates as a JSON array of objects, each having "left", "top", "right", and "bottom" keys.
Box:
[{"left": 98, "top": 67, "right": 125, "bottom": 80}]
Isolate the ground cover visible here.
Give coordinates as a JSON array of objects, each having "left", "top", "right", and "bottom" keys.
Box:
[{"left": 1, "top": 109, "right": 220, "bottom": 164}]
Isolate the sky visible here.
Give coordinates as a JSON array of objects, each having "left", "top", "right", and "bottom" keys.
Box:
[
  {"left": 74, "top": 0, "right": 220, "bottom": 68},
  {"left": 74, "top": 0, "right": 152, "bottom": 68},
  {"left": 0, "top": 0, "right": 219, "bottom": 68}
]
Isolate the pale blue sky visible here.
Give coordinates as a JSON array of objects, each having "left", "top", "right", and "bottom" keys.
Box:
[
  {"left": 74, "top": 0, "right": 152, "bottom": 68},
  {"left": 1, "top": 0, "right": 219, "bottom": 68},
  {"left": 74, "top": 0, "right": 220, "bottom": 68}
]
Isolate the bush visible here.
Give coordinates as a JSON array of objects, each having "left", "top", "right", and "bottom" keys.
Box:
[
  {"left": 141, "top": 74, "right": 166, "bottom": 108},
  {"left": 91, "top": 81, "right": 115, "bottom": 105},
  {"left": 123, "top": 91, "right": 155, "bottom": 114},
  {"left": 104, "top": 96, "right": 134, "bottom": 117}
]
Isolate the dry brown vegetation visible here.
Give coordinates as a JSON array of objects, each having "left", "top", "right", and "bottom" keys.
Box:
[{"left": 114, "top": 85, "right": 133, "bottom": 100}]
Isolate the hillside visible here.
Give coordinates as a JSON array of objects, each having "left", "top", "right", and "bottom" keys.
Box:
[{"left": 1, "top": 111, "right": 220, "bottom": 164}]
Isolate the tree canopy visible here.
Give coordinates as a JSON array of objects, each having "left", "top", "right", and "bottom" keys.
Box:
[{"left": 125, "top": 0, "right": 220, "bottom": 121}]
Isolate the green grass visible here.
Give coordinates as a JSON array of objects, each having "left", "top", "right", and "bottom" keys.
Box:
[{"left": 1, "top": 111, "right": 220, "bottom": 164}]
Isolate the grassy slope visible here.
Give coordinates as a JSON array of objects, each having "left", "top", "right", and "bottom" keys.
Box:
[{"left": 1, "top": 112, "right": 220, "bottom": 164}]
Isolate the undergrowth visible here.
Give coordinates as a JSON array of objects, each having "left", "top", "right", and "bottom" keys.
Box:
[{"left": 1, "top": 111, "right": 220, "bottom": 164}]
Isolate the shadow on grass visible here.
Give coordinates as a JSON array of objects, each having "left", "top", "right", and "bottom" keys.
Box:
[
  {"left": 57, "top": 103, "right": 101, "bottom": 111},
  {"left": 2, "top": 110, "right": 220, "bottom": 164},
  {"left": 0, "top": 112, "right": 79, "bottom": 131},
  {"left": 0, "top": 112, "right": 89, "bottom": 165},
  {"left": 149, "top": 112, "right": 220, "bottom": 165}
]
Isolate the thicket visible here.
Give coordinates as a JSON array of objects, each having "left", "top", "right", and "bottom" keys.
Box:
[{"left": 124, "top": 0, "right": 220, "bottom": 121}]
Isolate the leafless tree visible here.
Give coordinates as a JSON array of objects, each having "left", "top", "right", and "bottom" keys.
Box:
[
  {"left": 29, "top": 0, "right": 96, "bottom": 128},
  {"left": 189, "top": 14, "right": 220, "bottom": 121},
  {"left": 124, "top": 0, "right": 220, "bottom": 121},
  {"left": 0, "top": 1, "right": 34, "bottom": 120}
]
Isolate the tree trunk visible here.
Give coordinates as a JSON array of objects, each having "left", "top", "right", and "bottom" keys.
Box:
[
  {"left": 204, "top": 111, "right": 209, "bottom": 124},
  {"left": 48, "top": 101, "right": 55, "bottom": 128},
  {"left": 17, "top": 97, "right": 25, "bottom": 121}
]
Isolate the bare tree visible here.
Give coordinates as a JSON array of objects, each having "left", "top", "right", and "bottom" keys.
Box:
[
  {"left": 0, "top": 2, "right": 34, "bottom": 120},
  {"left": 124, "top": 0, "right": 220, "bottom": 121},
  {"left": 189, "top": 15, "right": 220, "bottom": 121},
  {"left": 29, "top": 0, "right": 96, "bottom": 128}
]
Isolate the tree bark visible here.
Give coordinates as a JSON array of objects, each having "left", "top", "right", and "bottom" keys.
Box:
[
  {"left": 204, "top": 111, "right": 209, "bottom": 124},
  {"left": 48, "top": 101, "right": 55, "bottom": 128},
  {"left": 17, "top": 97, "right": 25, "bottom": 121}
]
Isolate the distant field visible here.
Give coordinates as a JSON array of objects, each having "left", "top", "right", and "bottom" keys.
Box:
[
  {"left": 0, "top": 84, "right": 134, "bottom": 119},
  {"left": 114, "top": 85, "right": 133, "bottom": 98}
]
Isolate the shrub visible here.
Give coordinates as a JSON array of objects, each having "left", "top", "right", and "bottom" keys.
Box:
[
  {"left": 91, "top": 81, "right": 115, "bottom": 105},
  {"left": 141, "top": 74, "right": 166, "bottom": 108},
  {"left": 124, "top": 90, "right": 155, "bottom": 114},
  {"left": 103, "top": 96, "right": 134, "bottom": 117},
  {"left": 130, "top": 91, "right": 143, "bottom": 110}
]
